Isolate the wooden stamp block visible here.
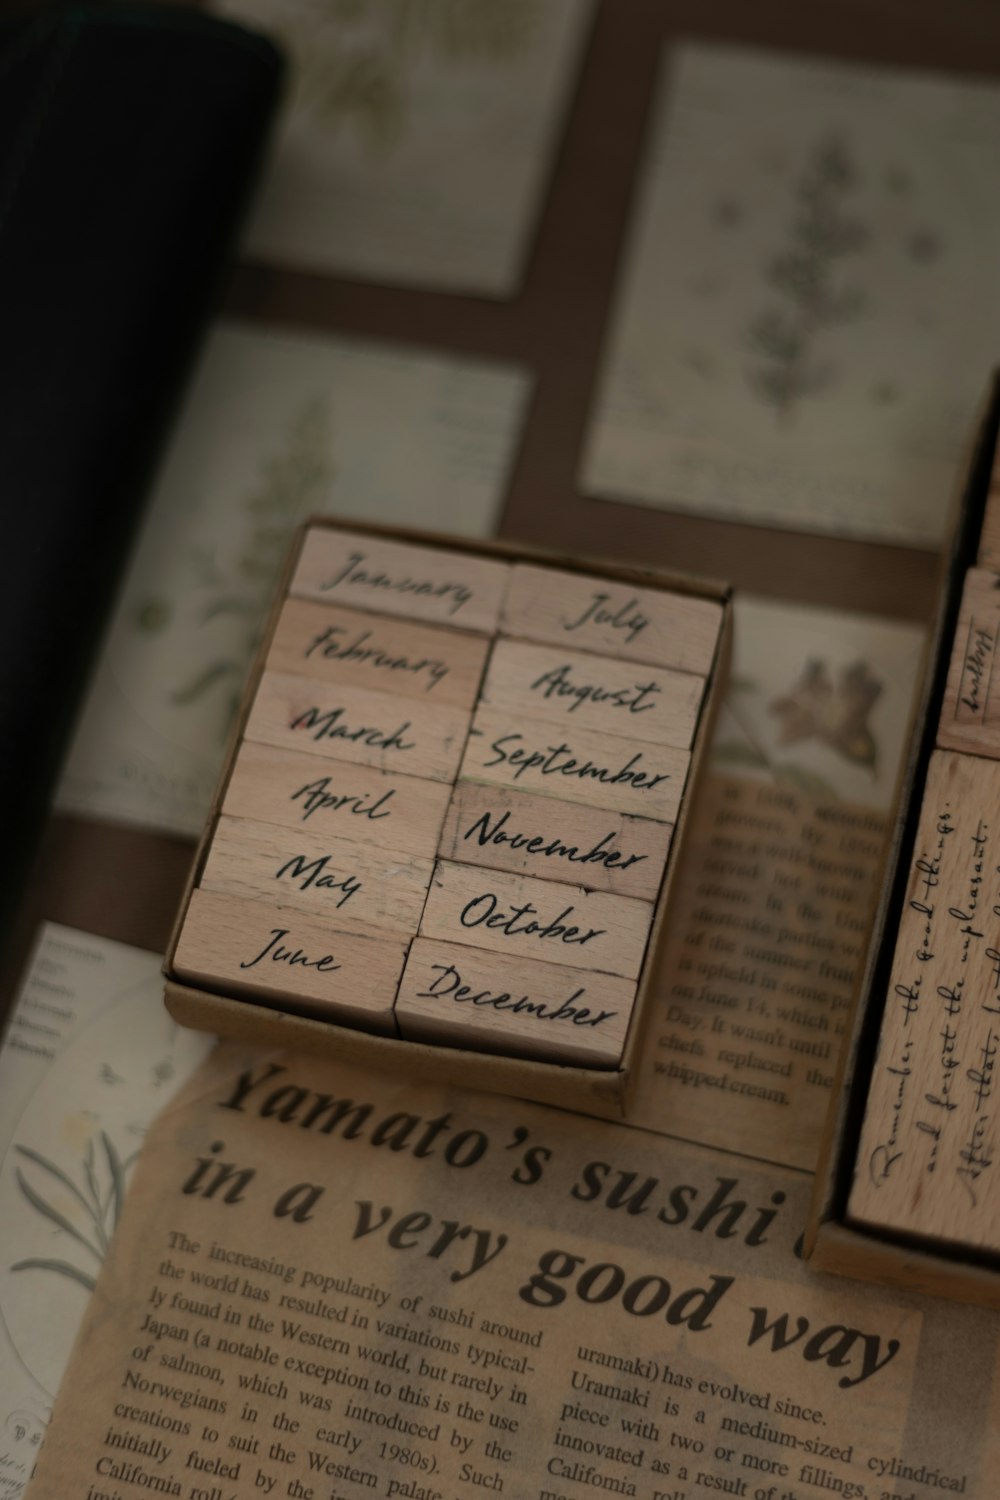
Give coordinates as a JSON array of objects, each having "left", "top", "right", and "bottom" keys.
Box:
[
  {"left": 501, "top": 562, "right": 723, "bottom": 675},
  {"left": 268, "top": 598, "right": 490, "bottom": 710},
  {"left": 937, "top": 568, "right": 1000, "bottom": 758},
  {"left": 173, "top": 888, "right": 405, "bottom": 1032},
  {"left": 849, "top": 749, "right": 1000, "bottom": 1256},
  {"left": 200, "top": 815, "right": 434, "bottom": 937},
  {"left": 245, "top": 670, "right": 471, "bottom": 783},
  {"left": 290, "top": 529, "right": 509, "bottom": 634},
  {"left": 223, "top": 742, "right": 451, "bottom": 858},
  {"left": 395, "top": 937, "right": 636, "bottom": 1067},
  {"left": 459, "top": 707, "right": 689, "bottom": 822},
  {"left": 419, "top": 860, "right": 653, "bottom": 979},
  {"left": 480, "top": 639, "right": 703, "bottom": 750},
  {"left": 438, "top": 781, "right": 672, "bottom": 900}
]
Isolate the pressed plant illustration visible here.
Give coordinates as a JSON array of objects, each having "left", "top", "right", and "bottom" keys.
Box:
[
  {"left": 714, "top": 658, "right": 882, "bottom": 798},
  {"left": 10, "top": 1133, "right": 139, "bottom": 1294},
  {"left": 745, "top": 133, "right": 868, "bottom": 419},
  {"left": 247, "top": 0, "right": 541, "bottom": 154},
  {"left": 770, "top": 658, "right": 881, "bottom": 769},
  {"left": 134, "top": 396, "right": 333, "bottom": 735}
]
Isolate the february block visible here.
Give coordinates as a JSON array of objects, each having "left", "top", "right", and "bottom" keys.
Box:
[{"left": 268, "top": 598, "right": 490, "bottom": 710}]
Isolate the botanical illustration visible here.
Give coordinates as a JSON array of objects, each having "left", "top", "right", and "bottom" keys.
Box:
[
  {"left": 745, "top": 134, "right": 868, "bottom": 420},
  {"left": 249, "top": 0, "right": 541, "bottom": 153},
  {"left": 133, "top": 396, "right": 333, "bottom": 738},
  {"left": 582, "top": 43, "right": 989, "bottom": 544},
  {"left": 10, "top": 1133, "right": 138, "bottom": 1295},
  {"left": 714, "top": 656, "right": 883, "bottom": 800}
]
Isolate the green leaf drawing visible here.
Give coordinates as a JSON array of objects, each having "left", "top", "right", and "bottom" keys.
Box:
[
  {"left": 289, "top": 0, "right": 542, "bottom": 151},
  {"left": 746, "top": 134, "right": 868, "bottom": 419},
  {"left": 14, "top": 1168, "right": 104, "bottom": 1264},
  {"left": 154, "top": 395, "right": 335, "bottom": 731},
  {"left": 102, "top": 1132, "right": 126, "bottom": 1227},
  {"left": 10, "top": 1258, "right": 97, "bottom": 1293},
  {"left": 12, "top": 1131, "right": 139, "bottom": 1294},
  {"left": 14, "top": 1144, "right": 97, "bottom": 1228},
  {"left": 171, "top": 660, "right": 242, "bottom": 708}
]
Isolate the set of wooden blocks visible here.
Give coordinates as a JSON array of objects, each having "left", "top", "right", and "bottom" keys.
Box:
[
  {"left": 170, "top": 524, "right": 726, "bottom": 1077},
  {"left": 848, "top": 466, "right": 1000, "bottom": 1261}
]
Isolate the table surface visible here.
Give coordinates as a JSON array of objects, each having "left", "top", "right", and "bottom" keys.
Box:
[{"left": 4, "top": 0, "right": 999, "bottom": 1018}]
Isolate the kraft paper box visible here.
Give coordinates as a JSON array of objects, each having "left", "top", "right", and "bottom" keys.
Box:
[
  {"left": 806, "top": 376, "right": 1000, "bottom": 1305},
  {"left": 164, "top": 518, "right": 732, "bottom": 1119}
]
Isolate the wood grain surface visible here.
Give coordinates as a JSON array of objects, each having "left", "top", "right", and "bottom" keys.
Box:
[
  {"left": 200, "top": 814, "right": 435, "bottom": 937},
  {"left": 223, "top": 741, "right": 451, "bottom": 857},
  {"left": 172, "top": 888, "right": 406, "bottom": 1031},
  {"left": 396, "top": 936, "right": 636, "bottom": 1066},
  {"left": 290, "top": 529, "right": 510, "bottom": 633},
  {"left": 268, "top": 597, "right": 490, "bottom": 709},
  {"left": 501, "top": 561, "right": 722, "bottom": 674},
  {"left": 937, "top": 567, "right": 1000, "bottom": 758},
  {"left": 459, "top": 706, "right": 689, "bottom": 821},
  {"left": 245, "top": 670, "right": 472, "bottom": 782},
  {"left": 419, "top": 858, "right": 653, "bottom": 980},
  {"left": 438, "top": 779, "right": 672, "bottom": 899},
  {"left": 480, "top": 637, "right": 703, "bottom": 749},
  {"left": 850, "top": 749, "right": 1000, "bottom": 1254}
]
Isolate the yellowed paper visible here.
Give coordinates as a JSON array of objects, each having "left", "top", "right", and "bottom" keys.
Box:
[
  {"left": 631, "top": 774, "right": 884, "bottom": 1169},
  {"left": 628, "top": 597, "right": 923, "bottom": 1169},
  {"left": 23, "top": 1045, "right": 993, "bottom": 1499}
]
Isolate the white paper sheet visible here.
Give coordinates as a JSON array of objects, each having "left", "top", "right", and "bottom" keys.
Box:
[
  {"left": 215, "top": 0, "right": 595, "bottom": 294},
  {"left": 0, "top": 927, "right": 212, "bottom": 1500},
  {"left": 583, "top": 42, "right": 1000, "bottom": 546},
  {"left": 57, "top": 322, "right": 530, "bottom": 836}
]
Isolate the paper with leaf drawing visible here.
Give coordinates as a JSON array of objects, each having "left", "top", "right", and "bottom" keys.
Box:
[
  {"left": 213, "top": 0, "right": 595, "bottom": 294},
  {"left": 0, "top": 926, "right": 211, "bottom": 1500},
  {"left": 583, "top": 42, "right": 1000, "bottom": 546},
  {"left": 714, "top": 598, "right": 924, "bottom": 813},
  {"left": 56, "top": 322, "right": 530, "bottom": 838}
]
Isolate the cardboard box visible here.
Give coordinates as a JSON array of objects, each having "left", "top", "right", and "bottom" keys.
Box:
[
  {"left": 805, "top": 377, "right": 1000, "bottom": 1304},
  {"left": 164, "top": 518, "right": 732, "bottom": 1119}
]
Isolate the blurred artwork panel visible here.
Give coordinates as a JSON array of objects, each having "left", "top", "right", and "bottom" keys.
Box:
[
  {"left": 215, "top": 0, "right": 596, "bottom": 295},
  {"left": 582, "top": 42, "right": 1000, "bottom": 547},
  {"left": 57, "top": 321, "right": 530, "bottom": 836}
]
